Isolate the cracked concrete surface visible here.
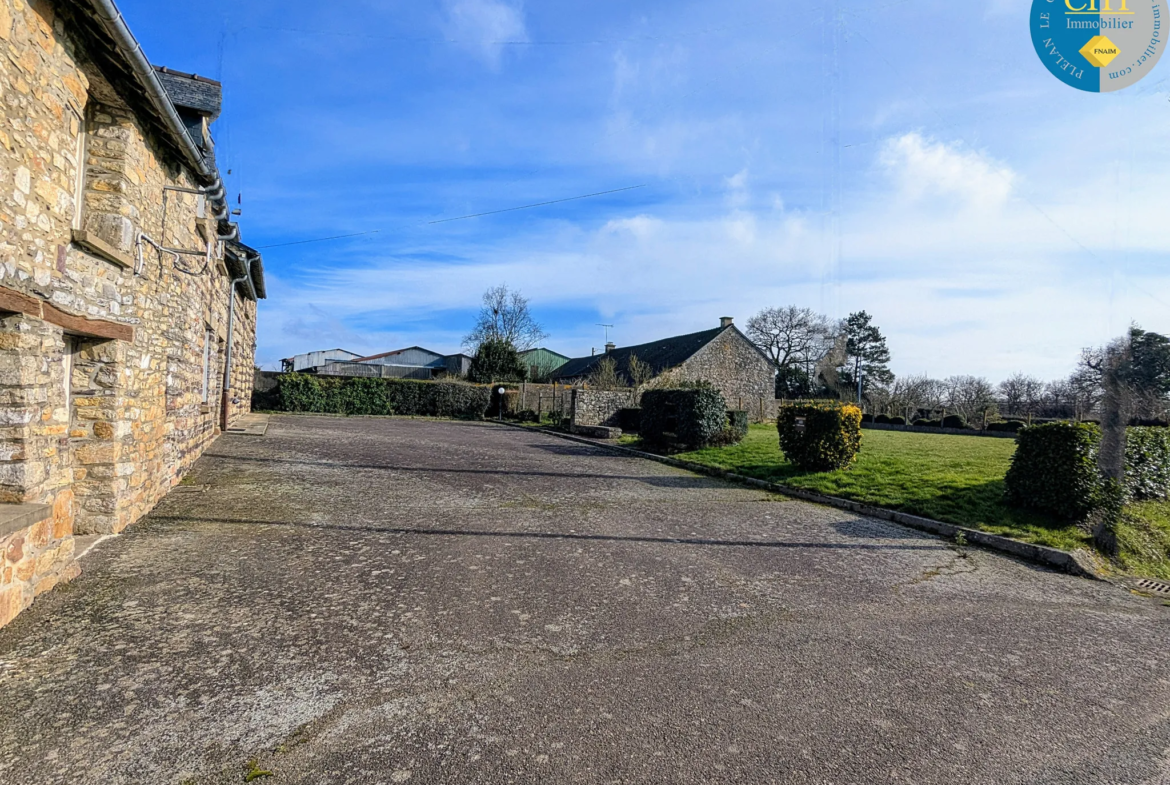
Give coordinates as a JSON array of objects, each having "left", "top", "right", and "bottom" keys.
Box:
[{"left": 0, "top": 415, "right": 1167, "bottom": 784}]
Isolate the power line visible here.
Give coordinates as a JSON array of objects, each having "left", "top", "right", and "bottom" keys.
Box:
[
  {"left": 427, "top": 185, "right": 647, "bottom": 225},
  {"left": 256, "top": 230, "right": 381, "bottom": 249}
]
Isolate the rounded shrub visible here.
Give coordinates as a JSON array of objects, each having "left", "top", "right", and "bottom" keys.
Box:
[
  {"left": 874, "top": 414, "right": 891, "bottom": 424},
  {"left": 888, "top": 416, "right": 907, "bottom": 425},
  {"left": 726, "top": 410, "right": 750, "bottom": 443},
  {"left": 777, "top": 402, "right": 863, "bottom": 471},
  {"left": 914, "top": 419, "right": 942, "bottom": 428},
  {"left": 941, "top": 414, "right": 967, "bottom": 429}
]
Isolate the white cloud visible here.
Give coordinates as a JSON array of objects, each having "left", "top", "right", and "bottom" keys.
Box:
[
  {"left": 443, "top": 0, "right": 528, "bottom": 68},
  {"left": 258, "top": 119, "right": 1170, "bottom": 380},
  {"left": 879, "top": 132, "right": 1016, "bottom": 210},
  {"left": 601, "top": 215, "right": 662, "bottom": 238}
]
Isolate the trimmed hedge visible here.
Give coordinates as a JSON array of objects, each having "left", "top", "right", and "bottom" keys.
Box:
[
  {"left": 941, "top": 414, "right": 967, "bottom": 430},
  {"left": 641, "top": 387, "right": 728, "bottom": 449},
  {"left": 727, "top": 410, "right": 749, "bottom": 442},
  {"left": 1005, "top": 422, "right": 1102, "bottom": 521},
  {"left": 987, "top": 420, "right": 1026, "bottom": 433},
  {"left": 275, "top": 373, "right": 491, "bottom": 419},
  {"left": 914, "top": 419, "right": 941, "bottom": 428},
  {"left": 888, "top": 416, "right": 907, "bottom": 425},
  {"left": 777, "top": 401, "right": 863, "bottom": 471},
  {"left": 874, "top": 414, "right": 891, "bottom": 424},
  {"left": 1127, "top": 426, "right": 1170, "bottom": 501},
  {"left": 619, "top": 408, "right": 643, "bottom": 432},
  {"left": 1006, "top": 423, "right": 1170, "bottom": 520}
]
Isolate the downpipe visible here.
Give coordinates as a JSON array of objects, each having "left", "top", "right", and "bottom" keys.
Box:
[{"left": 220, "top": 273, "right": 249, "bottom": 431}]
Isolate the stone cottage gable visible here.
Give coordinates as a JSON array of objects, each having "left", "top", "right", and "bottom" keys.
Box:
[
  {"left": 558, "top": 319, "right": 778, "bottom": 426},
  {"left": 663, "top": 326, "right": 776, "bottom": 407}
]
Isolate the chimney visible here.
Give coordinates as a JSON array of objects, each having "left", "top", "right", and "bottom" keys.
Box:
[
  {"left": 591, "top": 348, "right": 596, "bottom": 356},
  {"left": 605, "top": 342, "right": 616, "bottom": 354},
  {"left": 720, "top": 316, "right": 734, "bottom": 328}
]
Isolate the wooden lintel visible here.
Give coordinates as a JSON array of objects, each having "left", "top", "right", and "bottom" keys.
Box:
[
  {"left": 0, "top": 284, "right": 134, "bottom": 342},
  {"left": 42, "top": 302, "right": 134, "bottom": 342},
  {"left": 0, "top": 287, "right": 43, "bottom": 318}
]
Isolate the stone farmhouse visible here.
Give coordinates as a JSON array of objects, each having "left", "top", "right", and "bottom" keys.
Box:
[
  {"left": 0, "top": 0, "right": 265, "bottom": 627},
  {"left": 552, "top": 318, "right": 777, "bottom": 424}
]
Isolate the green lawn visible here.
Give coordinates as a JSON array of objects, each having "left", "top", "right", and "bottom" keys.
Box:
[
  {"left": 666, "top": 425, "right": 1170, "bottom": 578},
  {"left": 670, "top": 425, "right": 1092, "bottom": 551},
  {"left": 608, "top": 422, "right": 1167, "bottom": 578},
  {"left": 1117, "top": 502, "right": 1170, "bottom": 580}
]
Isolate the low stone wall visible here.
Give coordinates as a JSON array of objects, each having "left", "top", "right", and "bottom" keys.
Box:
[
  {"left": 571, "top": 424, "right": 622, "bottom": 439},
  {"left": 571, "top": 389, "right": 637, "bottom": 428}
]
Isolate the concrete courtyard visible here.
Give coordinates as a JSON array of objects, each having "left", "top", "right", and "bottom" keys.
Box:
[{"left": 0, "top": 415, "right": 1167, "bottom": 784}]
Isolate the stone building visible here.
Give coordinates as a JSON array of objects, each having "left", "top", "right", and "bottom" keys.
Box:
[
  {"left": 0, "top": 0, "right": 265, "bottom": 627},
  {"left": 552, "top": 318, "right": 777, "bottom": 425}
]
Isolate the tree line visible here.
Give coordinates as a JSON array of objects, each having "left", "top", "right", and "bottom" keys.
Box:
[
  {"left": 746, "top": 306, "right": 1170, "bottom": 424},
  {"left": 454, "top": 284, "right": 1170, "bottom": 423}
]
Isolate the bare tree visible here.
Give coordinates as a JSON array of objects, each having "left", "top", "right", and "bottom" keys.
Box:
[
  {"left": 463, "top": 284, "right": 548, "bottom": 352},
  {"left": 627, "top": 354, "right": 654, "bottom": 388},
  {"left": 746, "top": 306, "right": 836, "bottom": 376},
  {"left": 998, "top": 373, "right": 1045, "bottom": 419},
  {"left": 879, "top": 374, "right": 943, "bottom": 419},
  {"left": 943, "top": 375, "right": 998, "bottom": 424},
  {"left": 586, "top": 356, "right": 626, "bottom": 390}
]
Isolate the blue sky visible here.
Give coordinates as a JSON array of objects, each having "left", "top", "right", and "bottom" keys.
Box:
[{"left": 118, "top": 0, "right": 1170, "bottom": 379}]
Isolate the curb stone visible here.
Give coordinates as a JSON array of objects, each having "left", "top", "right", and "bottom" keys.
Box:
[{"left": 501, "top": 422, "right": 1106, "bottom": 581}]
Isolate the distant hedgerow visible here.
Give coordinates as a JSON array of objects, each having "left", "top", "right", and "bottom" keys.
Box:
[{"left": 276, "top": 374, "right": 490, "bottom": 419}]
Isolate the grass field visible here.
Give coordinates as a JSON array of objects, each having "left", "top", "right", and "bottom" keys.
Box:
[{"left": 657, "top": 424, "right": 1170, "bottom": 578}]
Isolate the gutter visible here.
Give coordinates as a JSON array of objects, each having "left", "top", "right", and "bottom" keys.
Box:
[
  {"left": 88, "top": 0, "right": 234, "bottom": 231},
  {"left": 89, "top": 0, "right": 211, "bottom": 180}
]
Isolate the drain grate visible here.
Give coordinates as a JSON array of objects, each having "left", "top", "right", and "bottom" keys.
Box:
[{"left": 1132, "top": 578, "right": 1170, "bottom": 597}]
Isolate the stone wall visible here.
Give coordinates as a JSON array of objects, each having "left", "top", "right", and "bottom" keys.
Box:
[
  {"left": 571, "top": 389, "right": 637, "bottom": 428},
  {"left": 0, "top": 505, "right": 77, "bottom": 627},
  {"left": 0, "top": 0, "right": 260, "bottom": 626},
  {"left": 653, "top": 328, "right": 777, "bottom": 422}
]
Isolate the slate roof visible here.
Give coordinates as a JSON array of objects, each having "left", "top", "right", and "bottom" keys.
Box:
[
  {"left": 154, "top": 67, "right": 222, "bottom": 119},
  {"left": 57, "top": 3, "right": 205, "bottom": 172},
  {"left": 550, "top": 326, "right": 728, "bottom": 382},
  {"left": 224, "top": 241, "right": 266, "bottom": 301}
]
